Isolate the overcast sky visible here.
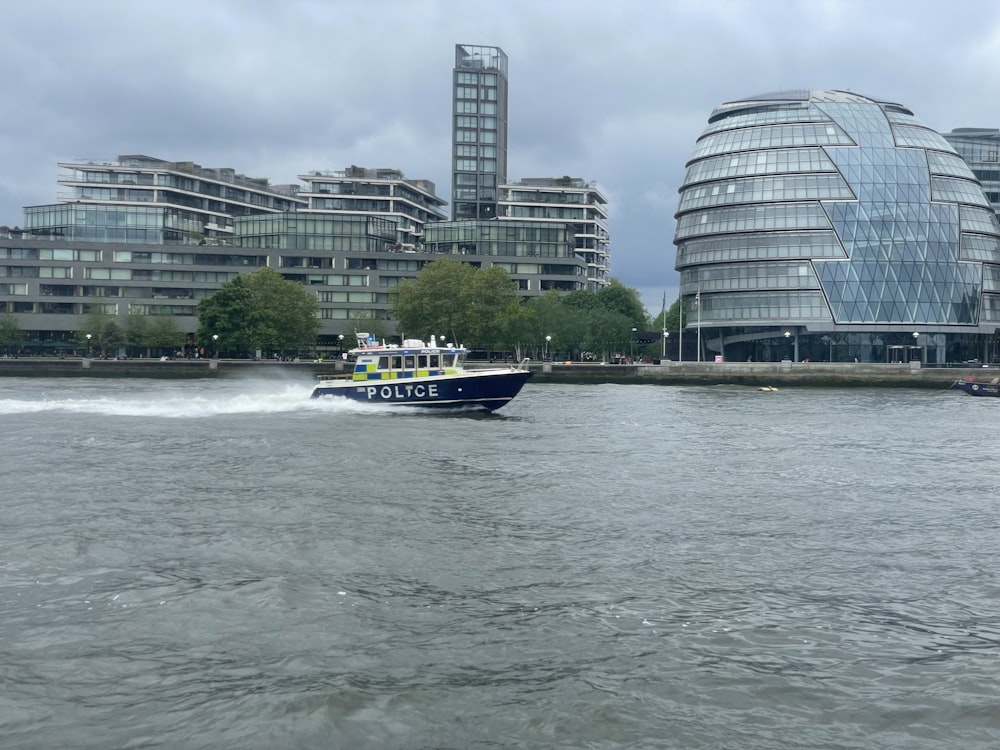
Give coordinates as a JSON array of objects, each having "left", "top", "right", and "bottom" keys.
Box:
[{"left": 4, "top": 0, "right": 1000, "bottom": 314}]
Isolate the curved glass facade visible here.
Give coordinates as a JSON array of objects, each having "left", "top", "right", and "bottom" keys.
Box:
[{"left": 674, "top": 90, "right": 1000, "bottom": 363}]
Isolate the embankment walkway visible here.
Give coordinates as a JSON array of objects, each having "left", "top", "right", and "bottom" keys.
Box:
[{"left": 0, "top": 357, "right": 990, "bottom": 390}]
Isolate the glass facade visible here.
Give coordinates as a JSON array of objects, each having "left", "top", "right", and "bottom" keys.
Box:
[
  {"left": 452, "top": 45, "right": 508, "bottom": 220},
  {"left": 235, "top": 214, "right": 397, "bottom": 252},
  {"left": 943, "top": 128, "right": 1000, "bottom": 222},
  {"left": 675, "top": 90, "right": 1000, "bottom": 362}
]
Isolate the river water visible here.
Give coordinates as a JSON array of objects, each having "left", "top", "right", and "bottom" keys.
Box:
[{"left": 1, "top": 376, "right": 997, "bottom": 749}]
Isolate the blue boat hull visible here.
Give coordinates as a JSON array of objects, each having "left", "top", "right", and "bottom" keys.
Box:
[
  {"left": 951, "top": 379, "right": 1000, "bottom": 397},
  {"left": 311, "top": 370, "right": 532, "bottom": 411}
]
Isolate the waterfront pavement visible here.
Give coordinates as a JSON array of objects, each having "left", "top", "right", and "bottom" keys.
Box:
[{"left": 0, "top": 356, "right": 992, "bottom": 389}]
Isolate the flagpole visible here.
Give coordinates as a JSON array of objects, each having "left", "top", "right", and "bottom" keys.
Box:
[
  {"left": 660, "top": 290, "right": 667, "bottom": 359},
  {"left": 678, "top": 295, "right": 683, "bottom": 362},
  {"left": 696, "top": 289, "right": 702, "bottom": 362}
]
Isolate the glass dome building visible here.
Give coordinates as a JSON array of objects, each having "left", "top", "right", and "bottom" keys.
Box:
[{"left": 673, "top": 90, "right": 1000, "bottom": 364}]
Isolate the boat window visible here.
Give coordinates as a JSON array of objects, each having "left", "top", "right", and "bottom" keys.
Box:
[
  {"left": 418, "top": 355, "right": 428, "bottom": 369},
  {"left": 404, "top": 355, "right": 415, "bottom": 369},
  {"left": 442, "top": 353, "right": 456, "bottom": 367},
  {"left": 391, "top": 355, "right": 403, "bottom": 370},
  {"left": 378, "top": 356, "right": 390, "bottom": 370},
  {"left": 429, "top": 354, "right": 440, "bottom": 368}
]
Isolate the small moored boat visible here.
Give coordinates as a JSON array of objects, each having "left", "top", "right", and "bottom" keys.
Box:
[
  {"left": 950, "top": 377, "right": 1000, "bottom": 397},
  {"left": 311, "top": 333, "right": 532, "bottom": 411}
]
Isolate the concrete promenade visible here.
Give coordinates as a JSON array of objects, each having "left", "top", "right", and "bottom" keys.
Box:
[
  {"left": 0, "top": 356, "right": 990, "bottom": 390},
  {"left": 529, "top": 359, "right": 985, "bottom": 390}
]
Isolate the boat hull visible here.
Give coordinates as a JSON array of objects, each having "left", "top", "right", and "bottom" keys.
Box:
[
  {"left": 311, "top": 370, "right": 532, "bottom": 411},
  {"left": 951, "top": 379, "right": 1000, "bottom": 397}
]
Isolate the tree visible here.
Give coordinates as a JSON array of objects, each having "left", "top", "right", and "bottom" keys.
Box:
[
  {"left": 392, "top": 258, "right": 520, "bottom": 347},
  {"left": 563, "top": 289, "right": 601, "bottom": 312},
  {"left": 126, "top": 313, "right": 184, "bottom": 357},
  {"left": 657, "top": 297, "right": 683, "bottom": 333},
  {"left": 524, "top": 291, "right": 573, "bottom": 357},
  {"left": 0, "top": 312, "right": 23, "bottom": 355},
  {"left": 125, "top": 313, "right": 151, "bottom": 356},
  {"left": 80, "top": 310, "right": 124, "bottom": 357},
  {"left": 101, "top": 320, "right": 126, "bottom": 358},
  {"left": 580, "top": 308, "right": 634, "bottom": 362},
  {"left": 147, "top": 316, "right": 185, "bottom": 356},
  {"left": 197, "top": 267, "right": 319, "bottom": 356},
  {"left": 596, "top": 280, "right": 649, "bottom": 329},
  {"left": 464, "top": 265, "right": 523, "bottom": 346}
]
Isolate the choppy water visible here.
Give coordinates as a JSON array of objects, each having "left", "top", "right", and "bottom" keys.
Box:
[{"left": 1, "top": 376, "right": 998, "bottom": 749}]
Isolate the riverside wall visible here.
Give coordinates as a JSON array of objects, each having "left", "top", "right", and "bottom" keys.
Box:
[
  {"left": 527, "top": 360, "right": 985, "bottom": 390},
  {"left": 0, "top": 356, "right": 991, "bottom": 390}
]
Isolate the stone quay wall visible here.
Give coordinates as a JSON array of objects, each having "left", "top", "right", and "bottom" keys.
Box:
[{"left": 0, "top": 357, "right": 990, "bottom": 390}]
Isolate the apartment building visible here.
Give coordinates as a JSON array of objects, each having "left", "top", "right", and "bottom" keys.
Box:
[{"left": 499, "top": 177, "right": 610, "bottom": 291}]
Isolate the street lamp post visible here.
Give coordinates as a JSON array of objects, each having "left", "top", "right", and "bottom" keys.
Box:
[
  {"left": 631, "top": 328, "right": 637, "bottom": 362},
  {"left": 545, "top": 335, "right": 551, "bottom": 361},
  {"left": 662, "top": 331, "right": 670, "bottom": 360},
  {"left": 212, "top": 334, "right": 219, "bottom": 359},
  {"left": 86, "top": 333, "right": 92, "bottom": 358},
  {"left": 912, "top": 331, "right": 920, "bottom": 364},
  {"left": 783, "top": 330, "right": 791, "bottom": 361}
]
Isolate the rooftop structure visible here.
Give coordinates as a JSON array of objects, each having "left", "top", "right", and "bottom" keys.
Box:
[
  {"left": 499, "top": 177, "right": 610, "bottom": 291},
  {"left": 24, "top": 155, "right": 305, "bottom": 245},
  {"left": 297, "top": 166, "right": 447, "bottom": 249}
]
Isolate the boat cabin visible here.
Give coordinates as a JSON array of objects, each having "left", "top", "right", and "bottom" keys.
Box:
[{"left": 349, "top": 335, "right": 466, "bottom": 382}]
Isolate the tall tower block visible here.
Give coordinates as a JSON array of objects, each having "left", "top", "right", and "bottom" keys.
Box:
[{"left": 451, "top": 44, "right": 508, "bottom": 220}]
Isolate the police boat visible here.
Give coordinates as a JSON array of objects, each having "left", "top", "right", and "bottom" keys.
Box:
[{"left": 311, "top": 333, "right": 532, "bottom": 411}]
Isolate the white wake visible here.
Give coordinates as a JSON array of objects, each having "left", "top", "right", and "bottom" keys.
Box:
[{"left": 0, "top": 381, "right": 396, "bottom": 419}]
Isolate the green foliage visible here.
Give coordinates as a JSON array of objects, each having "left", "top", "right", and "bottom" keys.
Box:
[
  {"left": 0, "top": 312, "right": 23, "bottom": 353},
  {"left": 125, "top": 313, "right": 150, "bottom": 352},
  {"left": 464, "top": 265, "right": 523, "bottom": 346},
  {"left": 596, "top": 280, "right": 648, "bottom": 329},
  {"left": 102, "top": 320, "right": 126, "bottom": 355},
  {"left": 652, "top": 297, "right": 682, "bottom": 333},
  {"left": 563, "top": 289, "right": 601, "bottom": 312},
  {"left": 124, "top": 313, "right": 185, "bottom": 356},
  {"left": 80, "top": 310, "right": 111, "bottom": 346},
  {"left": 392, "top": 261, "right": 650, "bottom": 360},
  {"left": 392, "top": 258, "right": 521, "bottom": 345},
  {"left": 147, "top": 316, "right": 185, "bottom": 353},
  {"left": 579, "top": 308, "right": 635, "bottom": 357},
  {"left": 197, "top": 267, "right": 320, "bottom": 354},
  {"left": 80, "top": 310, "right": 124, "bottom": 356}
]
